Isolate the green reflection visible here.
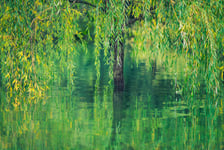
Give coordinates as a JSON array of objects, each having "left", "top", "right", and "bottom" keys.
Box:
[{"left": 0, "top": 51, "right": 224, "bottom": 150}]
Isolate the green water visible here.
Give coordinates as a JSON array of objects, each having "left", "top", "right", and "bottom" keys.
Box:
[{"left": 0, "top": 50, "right": 224, "bottom": 150}]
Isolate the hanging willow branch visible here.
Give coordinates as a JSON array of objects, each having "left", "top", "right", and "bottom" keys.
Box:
[
  {"left": 69, "top": 0, "right": 106, "bottom": 12},
  {"left": 69, "top": 0, "right": 99, "bottom": 8},
  {"left": 69, "top": 0, "right": 96, "bottom": 8}
]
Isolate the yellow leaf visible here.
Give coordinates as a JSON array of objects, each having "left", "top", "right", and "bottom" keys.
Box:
[
  {"left": 15, "top": 83, "right": 19, "bottom": 91},
  {"left": 152, "top": 19, "right": 156, "bottom": 26},
  {"left": 12, "top": 79, "right": 17, "bottom": 84},
  {"left": 6, "top": 6, "right": 10, "bottom": 11},
  {"left": 5, "top": 73, "right": 10, "bottom": 78},
  {"left": 221, "top": 71, "right": 223, "bottom": 80},
  {"left": 219, "top": 66, "right": 224, "bottom": 70}
]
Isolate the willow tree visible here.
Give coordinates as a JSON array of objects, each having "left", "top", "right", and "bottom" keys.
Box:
[
  {"left": 70, "top": 0, "right": 223, "bottom": 95},
  {"left": 1, "top": 0, "right": 223, "bottom": 108},
  {"left": 69, "top": 0, "right": 152, "bottom": 89}
]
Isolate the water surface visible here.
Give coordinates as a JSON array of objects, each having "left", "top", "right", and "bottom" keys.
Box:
[{"left": 0, "top": 51, "right": 223, "bottom": 150}]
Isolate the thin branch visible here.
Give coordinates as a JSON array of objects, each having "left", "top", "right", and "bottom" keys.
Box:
[
  {"left": 31, "top": 7, "right": 52, "bottom": 26},
  {"left": 70, "top": 0, "right": 96, "bottom": 8}
]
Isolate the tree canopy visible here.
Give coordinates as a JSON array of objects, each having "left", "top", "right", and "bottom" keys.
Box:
[{"left": 0, "top": 0, "right": 223, "bottom": 108}]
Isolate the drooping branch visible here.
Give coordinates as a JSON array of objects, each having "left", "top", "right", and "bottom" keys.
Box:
[
  {"left": 69, "top": 0, "right": 106, "bottom": 12},
  {"left": 69, "top": 0, "right": 96, "bottom": 8}
]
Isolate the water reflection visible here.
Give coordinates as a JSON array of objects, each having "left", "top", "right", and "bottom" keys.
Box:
[{"left": 0, "top": 53, "right": 224, "bottom": 150}]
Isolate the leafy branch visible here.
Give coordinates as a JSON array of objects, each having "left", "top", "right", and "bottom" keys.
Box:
[{"left": 69, "top": 0, "right": 96, "bottom": 8}]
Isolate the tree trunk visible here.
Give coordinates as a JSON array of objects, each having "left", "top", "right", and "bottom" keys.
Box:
[{"left": 113, "top": 39, "right": 124, "bottom": 90}]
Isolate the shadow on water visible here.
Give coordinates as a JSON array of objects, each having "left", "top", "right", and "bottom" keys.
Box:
[{"left": 107, "top": 55, "right": 178, "bottom": 149}]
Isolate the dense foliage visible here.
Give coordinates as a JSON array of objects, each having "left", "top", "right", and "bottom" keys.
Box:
[
  {"left": 0, "top": 0, "right": 223, "bottom": 109},
  {"left": 0, "top": 1, "right": 82, "bottom": 109},
  {"left": 131, "top": 0, "right": 224, "bottom": 97}
]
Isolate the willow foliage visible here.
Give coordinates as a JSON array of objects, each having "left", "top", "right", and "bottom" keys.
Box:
[
  {"left": 130, "top": 0, "right": 223, "bottom": 97},
  {"left": 92, "top": 0, "right": 223, "bottom": 97},
  {"left": 0, "top": 0, "right": 81, "bottom": 109},
  {"left": 0, "top": 0, "right": 223, "bottom": 109}
]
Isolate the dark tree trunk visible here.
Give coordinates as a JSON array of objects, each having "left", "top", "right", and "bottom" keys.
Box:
[{"left": 113, "top": 39, "right": 124, "bottom": 90}]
